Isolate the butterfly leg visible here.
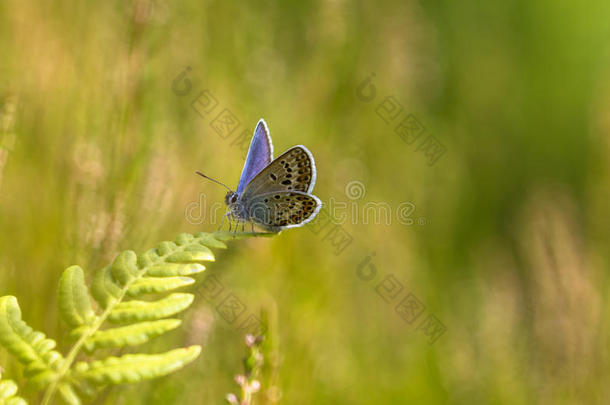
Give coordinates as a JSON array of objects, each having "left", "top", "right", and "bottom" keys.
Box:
[
  {"left": 232, "top": 220, "right": 239, "bottom": 238},
  {"left": 218, "top": 213, "right": 227, "bottom": 231}
]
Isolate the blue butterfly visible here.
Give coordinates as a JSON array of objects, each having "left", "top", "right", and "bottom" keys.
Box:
[{"left": 198, "top": 119, "right": 321, "bottom": 233}]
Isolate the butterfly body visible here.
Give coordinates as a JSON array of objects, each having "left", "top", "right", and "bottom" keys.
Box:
[{"left": 209, "top": 119, "right": 321, "bottom": 232}]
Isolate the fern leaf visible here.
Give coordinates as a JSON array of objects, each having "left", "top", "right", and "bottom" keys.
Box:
[
  {"left": 147, "top": 263, "right": 205, "bottom": 277},
  {"left": 5, "top": 231, "right": 235, "bottom": 404},
  {"left": 182, "top": 232, "right": 228, "bottom": 249},
  {"left": 58, "top": 266, "right": 96, "bottom": 328},
  {"left": 110, "top": 251, "right": 140, "bottom": 286},
  {"left": 0, "top": 296, "right": 62, "bottom": 387},
  {"left": 83, "top": 320, "right": 182, "bottom": 352},
  {"left": 126, "top": 277, "right": 195, "bottom": 296},
  {"left": 108, "top": 293, "right": 194, "bottom": 323},
  {"left": 74, "top": 346, "right": 201, "bottom": 385},
  {"left": 90, "top": 266, "right": 122, "bottom": 310},
  {"left": 0, "top": 376, "right": 27, "bottom": 405},
  {"left": 165, "top": 248, "right": 215, "bottom": 264}
]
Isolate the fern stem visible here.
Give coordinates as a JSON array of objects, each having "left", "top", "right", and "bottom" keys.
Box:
[{"left": 41, "top": 297, "right": 117, "bottom": 405}]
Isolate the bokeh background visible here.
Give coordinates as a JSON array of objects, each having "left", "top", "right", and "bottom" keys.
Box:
[{"left": 1, "top": 0, "right": 610, "bottom": 403}]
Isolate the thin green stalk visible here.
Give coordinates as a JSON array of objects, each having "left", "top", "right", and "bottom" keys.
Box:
[{"left": 41, "top": 304, "right": 114, "bottom": 405}]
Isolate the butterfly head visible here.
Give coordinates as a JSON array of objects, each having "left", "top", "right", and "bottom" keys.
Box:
[
  {"left": 224, "top": 190, "right": 249, "bottom": 222},
  {"left": 224, "top": 191, "right": 238, "bottom": 206}
]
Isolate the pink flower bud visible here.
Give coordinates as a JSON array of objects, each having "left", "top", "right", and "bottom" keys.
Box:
[
  {"left": 235, "top": 375, "right": 246, "bottom": 386},
  {"left": 225, "top": 393, "right": 238, "bottom": 404},
  {"left": 250, "top": 380, "right": 261, "bottom": 392},
  {"left": 245, "top": 334, "right": 256, "bottom": 347}
]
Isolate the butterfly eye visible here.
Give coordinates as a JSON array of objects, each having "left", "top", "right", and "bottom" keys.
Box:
[{"left": 231, "top": 195, "right": 237, "bottom": 203}]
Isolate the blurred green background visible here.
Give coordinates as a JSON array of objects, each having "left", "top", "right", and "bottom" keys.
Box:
[{"left": 1, "top": 0, "right": 610, "bottom": 403}]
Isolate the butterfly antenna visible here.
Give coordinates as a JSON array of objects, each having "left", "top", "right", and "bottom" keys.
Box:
[{"left": 195, "top": 171, "right": 232, "bottom": 191}]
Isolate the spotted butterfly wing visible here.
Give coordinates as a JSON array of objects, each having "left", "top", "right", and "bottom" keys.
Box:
[
  {"left": 241, "top": 145, "right": 316, "bottom": 199},
  {"left": 240, "top": 144, "right": 320, "bottom": 231},
  {"left": 247, "top": 191, "right": 322, "bottom": 231}
]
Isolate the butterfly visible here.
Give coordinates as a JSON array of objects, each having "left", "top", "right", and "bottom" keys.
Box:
[{"left": 197, "top": 119, "right": 321, "bottom": 233}]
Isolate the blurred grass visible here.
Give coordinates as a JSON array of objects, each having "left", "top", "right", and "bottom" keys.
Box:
[{"left": 1, "top": 0, "right": 610, "bottom": 403}]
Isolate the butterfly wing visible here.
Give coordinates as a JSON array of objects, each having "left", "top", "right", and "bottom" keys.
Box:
[
  {"left": 241, "top": 145, "right": 316, "bottom": 200},
  {"left": 246, "top": 190, "right": 322, "bottom": 231},
  {"left": 236, "top": 119, "right": 274, "bottom": 194}
]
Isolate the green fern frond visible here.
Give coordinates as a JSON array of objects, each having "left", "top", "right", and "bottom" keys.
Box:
[
  {"left": 126, "top": 276, "right": 195, "bottom": 296},
  {"left": 108, "top": 293, "right": 194, "bottom": 323},
  {"left": 90, "top": 267, "right": 122, "bottom": 310},
  {"left": 83, "top": 319, "right": 182, "bottom": 352},
  {"left": 146, "top": 263, "right": 205, "bottom": 277},
  {"left": 74, "top": 346, "right": 201, "bottom": 385},
  {"left": 0, "top": 372, "right": 28, "bottom": 405},
  {"left": 0, "top": 296, "right": 63, "bottom": 388},
  {"left": 58, "top": 266, "right": 97, "bottom": 328},
  {"left": 48, "top": 232, "right": 224, "bottom": 403},
  {"left": 0, "top": 231, "right": 269, "bottom": 404}
]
